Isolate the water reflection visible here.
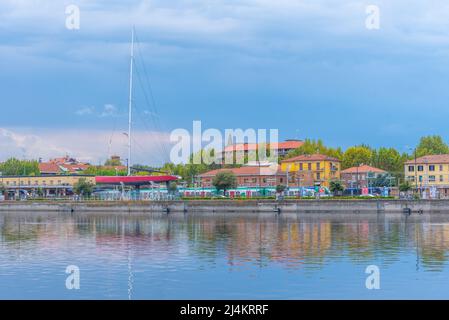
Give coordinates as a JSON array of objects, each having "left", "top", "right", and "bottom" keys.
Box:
[{"left": 2, "top": 213, "right": 449, "bottom": 272}]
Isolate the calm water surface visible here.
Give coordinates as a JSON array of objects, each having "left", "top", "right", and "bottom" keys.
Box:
[{"left": 1, "top": 211, "right": 449, "bottom": 299}]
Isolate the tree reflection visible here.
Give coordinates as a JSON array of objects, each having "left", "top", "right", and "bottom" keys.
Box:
[{"left": 1, "top": 213, "right": 449, "bottom": 272}]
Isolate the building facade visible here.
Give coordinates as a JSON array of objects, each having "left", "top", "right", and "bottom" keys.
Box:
[
  {"left": 199, "top": 165, "right": 287, "bottom": 188},
  {"left": 220, "top": 139, "right": 303, "bottom": 163},
  {"left": 280, "top": 154, "right": 341, "bottom": 188},
  {"left": 341, "top": 164, "right": 387, "bottom": 188},
  {"left": 0, "top": 175, "right": 96, "bottom": 198},
  {"left": 404, "top": 154, "right": 449, "bottom": 197}
]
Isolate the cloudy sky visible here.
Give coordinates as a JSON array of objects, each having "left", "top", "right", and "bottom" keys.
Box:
[{"left": 2, "top": 1, "right": 449, "bottom": 165}]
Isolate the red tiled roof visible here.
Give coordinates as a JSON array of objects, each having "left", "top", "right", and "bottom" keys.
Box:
[
  {"left": 404, "top": 154, "right": 449, "bottom": 164},
  {"left": 341, "top": 165, "right": 386, "bottom": 174},
  {"left": 60, "top": 164, "right": 90, "bottom": 173},
  {"left": 38, "top": 162, "right": 61, "bottom": 174},
  {"left": 223, "top": 140, "right": 303, "bottom": 152},
  {"left": 224, "top": 143, "right": 258, "bottom": 152},
  {"left": 281, "top": 154, "right": 340, "bottom": 163},
  {"left": 199, "top": 165, "right": 285, "bottom": 177},
  {"left": 271, "top": 140, "right": 304, "bottom": 150}
]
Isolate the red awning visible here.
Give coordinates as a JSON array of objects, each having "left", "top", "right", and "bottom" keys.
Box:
[{"left": 95, "top": 175, "right": 178, "bottom": 185}]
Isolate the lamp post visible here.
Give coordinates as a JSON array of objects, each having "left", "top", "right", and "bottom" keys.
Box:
[{"left": 408, "top": 147, "right": 418, "bottom": 197}]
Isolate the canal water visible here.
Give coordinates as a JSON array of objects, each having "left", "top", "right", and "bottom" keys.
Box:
[{"left": 0, "top": 212, "right": 449, "bottom": 299}]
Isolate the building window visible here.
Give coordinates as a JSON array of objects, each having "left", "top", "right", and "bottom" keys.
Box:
[
  {"left": 407, "top": 176, "right": 415, "bottom": 182},
  {"left": 418, "top": 166, "right": 423, "bottom": 171},
  {"left": 299, "top": 163, "right": 303, "bottom": 171},
  {"left": 280, "top": 178, "right": 283, "bottom": 183},
  {"left": 408, "top": 166, "right": 414, "bottom": 172},
  {"left": 316, "top": 162, "right": 320, "bottom": 170},
  {"left": 308, "top": 163, "right": 311, "bottom": 171},
  {"left": 440, "top": 175, "right": 444, "bottom": 182},
  {"left": 419, "top": 176, "right": 423, "bottom": 182},
  {"left": 316, "top": 172, "right": 321, "bottom": 180},
  {"left": 429, "top": 165, "right": 435, "bottom": 171},
  {"left": 440, "top": 165, "right": 444, "bottom": 171},
  {"left": 252, "top": 178, "right": 257, "bottom": 183},
  {"left": 429, "top": 175, "right": 436, "bottom": 182}
]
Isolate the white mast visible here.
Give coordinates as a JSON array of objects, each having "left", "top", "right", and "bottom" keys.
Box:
[{"left": 127, "top": 27, "right": 135, "bottom": 176}]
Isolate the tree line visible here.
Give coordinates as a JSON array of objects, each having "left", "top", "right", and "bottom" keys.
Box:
[
  {"left": 1, "top": 135, "right": 448, "bottom": 186},
  {"left": 158, "top": 135, "right": 449, "bottom": 186}
]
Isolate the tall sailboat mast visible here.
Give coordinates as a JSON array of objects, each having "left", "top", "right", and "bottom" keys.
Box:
[{"left": 127, "top": 27, "right": 135, "bottom": 176}]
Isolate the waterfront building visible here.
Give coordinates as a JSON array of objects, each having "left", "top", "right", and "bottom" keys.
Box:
[
  {"left": 38, "top": 155, "right": 126, "bottom": 175},
  {"left": 39, "top": 155, "right": 90, "bottom": 175},
  {"left": 341, "top": 164, "right": 387, "bottom": 189},
  {"left": 280, "top": 154, "right": 341, "bottom": 188},
  {"left": 198, "top": 164, "right": 287, "bottom": 189},
  {"left": 220, "top": 139, "right": 303, "bottom": 163},
  {"left": 0, "top": 175, "right": 96, "bottom": 197},
  {"left": 404, "top": 154, "right": 449, "bottom": 197}
]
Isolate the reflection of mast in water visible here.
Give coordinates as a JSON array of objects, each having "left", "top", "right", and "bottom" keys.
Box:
[
  {"left": 127, "top": 243, "right": 133, "bottom": 300},
  {"left": 415, "top": 224, "right": 420, "bottom": 272}
]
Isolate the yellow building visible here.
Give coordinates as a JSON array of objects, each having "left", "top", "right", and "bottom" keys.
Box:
[
  {"left": 280, "top": 154, "right": 341, "bottom": 188},
  {"left": 0, "top": 175, "right": 96, "bottom": 197},
  {"left": 404, "top": 154, "right": 449, "bottom": 197}
]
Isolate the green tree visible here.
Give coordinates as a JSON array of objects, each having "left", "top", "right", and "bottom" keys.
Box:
[
  {"left": 0, "top": 158, "right": 40, "bottom": 176},
  {"left": 276, "top": 184, "right": 286, "bottom": 193},
  {"left": 371, "top": 147, "right": 401, "bottom": 172},
  {"left": 286, "top": 139, "right": 343, "bottom": 160},
  {"left": 212, "top": 171, "right": 237, "bottom": 195},
  {"left": 168, "top": 181, "right": 178, "bottom": 194},
  {"left": 329, "top": 180, "right": 344, "bottom": 195},
  {"left": 73, "top": 178, "right": 95, "bottom": 197},
  {"left": 104, "top": 157, "right": 122, "bottom": 166},
  {"left": 36, "top": 187, "right": 44, "bottom": 197},
  {"left": 342, "top": 146, "right": 373, "bottom": 169},
  {"left": 399, "top": 181, "right": 412, "bottom": 192},
  {"left": 416, "top": 135, "right": 449, "bottom": 157},
  {"left": 83, "top": 166, "right": 127, "bottom": 176}
]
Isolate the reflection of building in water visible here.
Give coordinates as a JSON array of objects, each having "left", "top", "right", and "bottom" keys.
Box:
[
  {"left": 419, "top": 223, "right": 449, "bottom": 270},
  {"left": 3, "top": 214, "right": 449, "bottom": 273},
  {"left": 224, "top": 220, "right": 332, "bottom": 268}
]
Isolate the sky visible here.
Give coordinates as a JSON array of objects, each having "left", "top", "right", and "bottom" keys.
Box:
[{"left": 2, "top": 0, "right": 449, "bottom": 165}]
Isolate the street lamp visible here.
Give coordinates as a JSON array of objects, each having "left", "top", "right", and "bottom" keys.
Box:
[{"left": 408, "top": 147, "right": 418, "bottom": 196}]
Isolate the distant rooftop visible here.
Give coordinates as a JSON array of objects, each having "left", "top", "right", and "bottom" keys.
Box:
[
  {"left": 341, "top": 164, "right": 386, "bottom": 174},
  {"left": 405, "top": 154, "right": 449, "bottom": 164}
]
